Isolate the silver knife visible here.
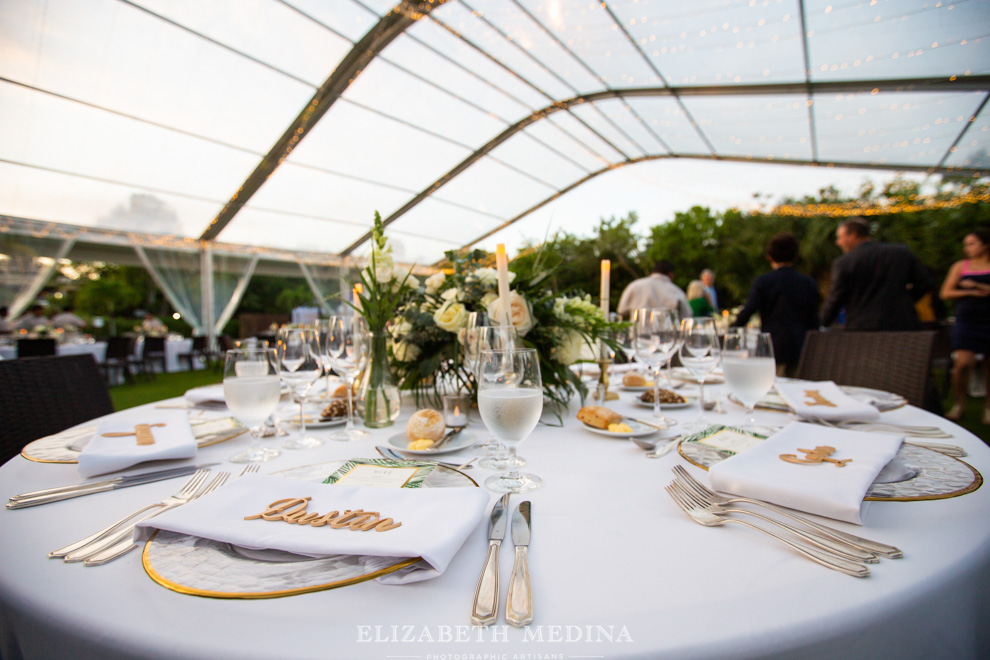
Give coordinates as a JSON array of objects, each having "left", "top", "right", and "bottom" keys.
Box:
[
  {"left": 6, "top": 463, "right": 219, "bottom": 509},
  {"left": 375, "top": 445, "right": 472, "bottom": 470},
  {"left": 430, "top": 427, "right": 463, "bottom": 451},
  {"left": 471, "top": 493, "right": 510, "bottom": 626},
  {"left": 506, "top": 501, "right": 533, "bottom": 627}
]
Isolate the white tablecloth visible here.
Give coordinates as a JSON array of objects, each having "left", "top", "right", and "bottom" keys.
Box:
[
  {"left": 1, "top": 381, "right": 988, "bottom": 659},
  {"left": 0, "top": 341, "right": 107, "bottom": 363}
]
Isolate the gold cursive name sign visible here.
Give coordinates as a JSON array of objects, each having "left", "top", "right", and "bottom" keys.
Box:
[
  {"left": 780, "top": 445, "right": 852, "bottom": 467},
  {"left": 244, "top": 497, "right": 402, "bottom": 532},
  {"left": 802, "top": 390, "right": 837, "bottom": 407}
]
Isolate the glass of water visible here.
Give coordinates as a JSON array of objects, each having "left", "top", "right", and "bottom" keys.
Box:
[
  {"left": 722, "top": 331, "right": 776, "bottom": 429},
  {"left": 478, "top": 347, "right": 543, "bottom": 493},
  {"left": 223, "top": 347, "right": 282, "bottom": 463}
]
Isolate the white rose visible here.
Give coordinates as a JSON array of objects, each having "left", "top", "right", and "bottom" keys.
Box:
[
  {"left": 391, "top": 320, "right": 413, "bottom": 339},
  {"left": 480, "top": 291, "right": 499, "bottom": 309},
  {"left": 554, "top": 329, "right": 596, "bottom": 365},
  {"left": 392, "top": 339, "right": 421, "bottom": 362},
  {"left": 434, "top": 301, "right": 469, "bottom": 333},
  {"left": 424, "top": 272, "right": 446, "bottom": 294},
  {"left": 469, "top": 267, "right": 498, "bottom": 289},
  {"left": 441, "top": 287, "right": 460, "bottom": 301},
  {"left": 486, "top": 291, "right": 534, "bottom": 337}
]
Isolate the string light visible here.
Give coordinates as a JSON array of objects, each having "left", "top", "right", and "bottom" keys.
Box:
[{"left": 770, "top": 188, "right": 990, "bottom": 217}]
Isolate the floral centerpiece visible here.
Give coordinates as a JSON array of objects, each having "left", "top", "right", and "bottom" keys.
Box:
[
  {"left": 388, "top": 244, "right": 621, "bottom": 414},
  {"left": 350, "top": 212, "right": 419, "bottom": 427}
]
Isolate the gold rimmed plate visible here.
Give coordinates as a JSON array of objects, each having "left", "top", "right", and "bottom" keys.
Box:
[{"left": 141, "top": 460, "right": 477, "bottom": 599}]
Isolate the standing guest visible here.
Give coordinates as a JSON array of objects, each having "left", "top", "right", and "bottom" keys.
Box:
[
  {"left": 686, "top": 280, "right": 714, "bottom": 317},
  {"left": 939, "top": 228, "right": 990, "bottom": 424},
  {"left": 700, "top": 269, "right": 718, "bottom": 312},
  {"left": 15, "top": 305, "right": 48, "bottom": 331},
  {"left": 0, "top": 307, "right": 12, "bottom": 334},
  {"left": 734, "top": 232, "right": 821, "bottom": 376},
  {"left": 51, "top": 306, "right": 87, "bottom": 330},
  {"left": 617, "top": 260, "right": 691, "bottom": 319},
  {"left": 821, "top": 217, "right": 932, "bottom": 330}
]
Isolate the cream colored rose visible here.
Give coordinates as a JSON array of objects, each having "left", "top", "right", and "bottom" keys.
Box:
[
  {"left": 434, "top": 301, "right": 469, "bottom": 333},
  {"left": 480, "top": 291, "right": 499, "bottom": 309},
  {"left": 554, "top": 328, "right": 595, "bottom": 365},
  {"left": 392, "top": 339, "right": 421, "bottom": 362},
  {"left": 441, "top": 287, "right": 461, "bottom": 301},
  {"left": 486, "top": 291, "right": 533, "bottom": 337},
  {"left": 424, "top": 271, "right": 446, "bottom": 294}
]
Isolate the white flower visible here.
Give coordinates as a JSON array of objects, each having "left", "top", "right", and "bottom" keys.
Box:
[
  {"left": 392, "top": 339, "right": 421, "bottom": 362},
  {"left": 468, "top": 267, "right": 515, "bottom": 290},
  {"left": 441, "top": 287, "right": 461, "bottom": 302},
  {"left": 434, "top": 301, "right": 469, "bottom": 333},
  {"left": 390, "top": 319, "right": 413, "bottom": 339},
  {"left": 552, "top": 295, "right": 600, "bottom": 329},
  {"left": 486, "top": 291, "right": 534, "bottom": 337},
  {"left": 480, "top": 291, "right": 499, "bottom": 309},
  {"left": 372, "top": 251, "right": 394, "bottom": 284},
  {"left": 554, "top": 329, "right": 596, "bottom": 365},
  {"left": 424, "top": 271, "right": 446, "bottom": 294}
]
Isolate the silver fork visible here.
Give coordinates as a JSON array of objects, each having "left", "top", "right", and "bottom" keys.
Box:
[
  {"left": 51, "top": 469, "right": 211, "bottom": 560},
  {"left": 802, "top": 415, "right": 954, "bottom": 440},
  {"left": 665, "top": 483, "right": 870, "bottom": 578},
  {"left": 82, "top": 471, "right": 231, "bottom": 566},
  {"left": 672, "top": 465, "right": 903, "bottom": 558},
  {"left": 669, "top": 480, "right": 879, "bottom": 563}
]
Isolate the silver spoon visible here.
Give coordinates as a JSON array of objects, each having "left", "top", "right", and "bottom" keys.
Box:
[{"left": 646, "top": 435, "right": 683, "bottom": 459}]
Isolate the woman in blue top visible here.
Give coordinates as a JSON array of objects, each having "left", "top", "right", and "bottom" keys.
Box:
[{"left": 940, "top": 228, "right": 990, "bottom": 424}]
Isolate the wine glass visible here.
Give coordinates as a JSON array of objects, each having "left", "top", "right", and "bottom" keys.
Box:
[
  {"left": 678, "top": 318, "right": 721, "bottom": 431},
  {"left": 276, "top": 327, "right": 323, "bottom": 450},
  {"left": 223, "top": 347, "right": 282, "bottom": 463},
  {"left": 325, "top": 315, "right": 369, "bottom": 441},
  {"left": 478, "top": 348, "right": 543, "bottom": 493},
  {"left": 722, "top": 331, "right": 776, "bottom": 429},
  {"left": 466, "top": 325, "right": 519, "bottom": 463},
  {"left": 633, "top": 308, "right": 680, "bottom": 429},
  {"left": 314, "top": 319, "right": 340, "bottom": 401}
]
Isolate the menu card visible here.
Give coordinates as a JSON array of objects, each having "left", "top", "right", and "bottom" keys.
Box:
[{"left": 324, "top": 459, "right": 436, "bottom": 489}]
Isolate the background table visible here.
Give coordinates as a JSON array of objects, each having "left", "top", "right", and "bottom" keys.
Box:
[
  {"left": 0, "top": 341, "right": 107, "bottom": 363},
  {"left": 1, "top": 380, "right": 988, "bottom": 660}
]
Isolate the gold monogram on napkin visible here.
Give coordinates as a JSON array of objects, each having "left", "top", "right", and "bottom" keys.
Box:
[
  {"left": 780, "top": 445, "right": 853, "bottom": 467},
  {"left": 244, "top": 497, "right": 402, "bottom": 532},
  {"left": 101, "top": 423, "right": 166, "bottom": 446},
  {"left": 802, "top": 390, "right": 837, "bottom": 408}
]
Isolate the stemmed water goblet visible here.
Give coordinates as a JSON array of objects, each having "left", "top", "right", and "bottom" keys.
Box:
[
  {"left": 276, "top": 327, "right": 324, "bottom": 450},
  {"left": 722, "top": 331, "right": 776, "bottom": 430},
  {"left": 223, "top": 347, "right": 282, "bottom": 463},
  {"left": 678, "top": 317, "right": 721, "bottom": 431},
  {"left": 325, "top": 315, "right": 369, "bottom": 441},
  {"left": 466, "top": 325, "right": 519, "bottom": 464},
  {"left": 314, "top": 319, "right": 341, "bottom": 401},
  {"left": 633, "top": 308, "right": 681, "bottom": 429},
  {"left": 478, "top": 347, "right": 544, "bottom": 493}
]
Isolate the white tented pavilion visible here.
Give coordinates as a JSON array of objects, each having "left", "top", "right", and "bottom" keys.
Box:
[{"left": 2, "top": 0, "right": 988, "bottom": 330}]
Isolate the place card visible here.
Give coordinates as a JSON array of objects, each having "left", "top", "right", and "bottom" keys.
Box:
[
  {"left": 682, "top": 425, "right": 767, "bottom": 457},
  {"left": 324, "top": 459, "right": 436, "bottom": 489}
]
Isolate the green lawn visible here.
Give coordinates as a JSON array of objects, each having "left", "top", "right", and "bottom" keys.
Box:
[{"left": 110, "top": 368, "right": 222, "bottom": 411}]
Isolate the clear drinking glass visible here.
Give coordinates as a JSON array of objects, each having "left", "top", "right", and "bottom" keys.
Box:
[
  {"left": 314, "top": 319, "right": 340, "bottom": 401},
  {"left": 223, "top": 347, "right": 282, "bottom": 463},
  {"left": 325, "top": 315, "right": 369, "bottom": 441},
  {"left": 678, "top": 318, "right": 721, "bottom": 431},
  {"left": 633, "top": 308, "right": 681, "bottom": 429},
  {"left": 722, "top": 331, "right": 776, "bottom": 429},
  {"left": 276, "top": 327, "right": 324, "bottom": 450},
  {"left": 478, "top": 348, "right": 543, "bottom": 493},
  {"left": 467, "top": 326, "right": 520, "bottom": 464}
]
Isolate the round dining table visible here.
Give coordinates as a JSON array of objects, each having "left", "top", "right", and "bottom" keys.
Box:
[{"left": 1, "top": 376, "right": 988, "bottom": 660}]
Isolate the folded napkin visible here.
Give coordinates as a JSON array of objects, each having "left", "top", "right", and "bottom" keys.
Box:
[
  {"left": 775, "top": 380, "right": 880, "bottom": 422},
  {"left": 184, "top": 384, "right": 226, "bottom": 406},
  {"left": 573, "top": 362, "right": 640, "bottom": 378},
  {"left": 77, "top": 411, "right": 198, "bottom": 478},
  {"left": 708, "top": 422, "right": 903, "bottom": 524},
  {"left": 135, "top": 474, "right": 490, "bottom": 584}
]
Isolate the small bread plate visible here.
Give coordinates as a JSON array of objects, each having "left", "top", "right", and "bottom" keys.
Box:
[
  {"left": 635, "top": 397, "right": 696, "bottom": 410},
  {"left": 581, "top": 420, "right": 659, "bottom": 438},
  {"left": 387, "top": 431, "right": 477, "bottom": 455},
  {"left": 285, "top": 414, "right": 347, "bottom": 429},
  {"left": 618, "top": 383, "right": 655, "bottom": 392},
  {"left": 670, "top": 367, "right": 724, "bottom": 384}
]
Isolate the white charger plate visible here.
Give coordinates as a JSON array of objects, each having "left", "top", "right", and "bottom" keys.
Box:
[
  {"left": 387, "top": 431, "right": 477, "bottom": 455},
  {"left": 285, "top": 414, "right": 347, "bottom": 429},
  {"left": 581, "top": 420, "right": 659, "bottom": 438}
]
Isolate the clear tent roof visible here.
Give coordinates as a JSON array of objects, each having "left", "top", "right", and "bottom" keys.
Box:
[{"left": 1, "top": 0, "right": 988, "bottom": 266}]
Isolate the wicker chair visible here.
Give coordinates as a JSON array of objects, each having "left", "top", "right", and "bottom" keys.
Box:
[
  {"left": 139, "top": 336, "right": 167, "bottom": 375},
  {"left": 0, "top": 354, "right": 114, "bottom": 464},
  {"left": 178, "top": 335, "right": 210, "bottom": 371},
  {"left": 794, "top": 330, "right": 937, "bottom": 409},
  {"left": 17, "top": 338, "right": 57, "bottom": 358},
  {"left": 100, "top": 336, "right": 136, "bottom": 385}
]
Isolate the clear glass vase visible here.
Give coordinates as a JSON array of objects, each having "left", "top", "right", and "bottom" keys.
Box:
[{"left": 357, "top": 330, "right": 401, "bottom": 428}]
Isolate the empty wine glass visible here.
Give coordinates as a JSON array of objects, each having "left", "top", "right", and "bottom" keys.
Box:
[
  {"left": 314, "top": 319, "right": 340, "bottom": 401},
  {"left": 223, "top": 347, "right": 282, "bottom": 463},
  {"left": 276, "top": 327, "right": 323, "bottom": 450},
  {"left": 478, "top": 348, "right": 543, "bottom": 493},
  {"left": 633, "top": 308, "right": 680, "bottom": 429},
  {"left": 722, "top": 331, "right": 776, "bottom": 429},
  {"left": 325, "top": 315, "right": 369, "bottom": 441},
  {"left": 678, "top": 317, "right": 721, "bottom": 431}
]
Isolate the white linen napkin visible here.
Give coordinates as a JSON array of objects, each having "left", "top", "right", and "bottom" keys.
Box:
[
  {"left": 774, "top": 380, "right": 880, "bottom": 422},
  {"left": 77, "top": 411, "right": 197, "bottom": 477},
  {"left": 135, "top": 474, "right": 490, "bottom": 584},
  {"left": 184, "top": 384, "right": 226, "bottom": 406},
  {"left": 708, "top": 422, "right": 903, "bottom": 524}
]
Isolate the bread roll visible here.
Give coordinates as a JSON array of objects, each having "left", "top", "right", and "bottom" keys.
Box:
[
  {"left": 622, "top": 372, "right": 648, "bottom": 387},
  {"left": 406, "top": 409, "right": 446, "bottom": 441},
  {"left": 577, "top": 406, "right": 622, "bottom": 429}
]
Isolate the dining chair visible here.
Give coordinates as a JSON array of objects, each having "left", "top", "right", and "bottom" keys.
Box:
[
  {"left": 16, "top": 338, "right": 57, "bottom": 358},
  {"left": 178, "top": 335, "right": 210, "bottom": 371},
  {"left": 140, "top": 336, "right": 167, "bottom": 376},
  {"left": 0, "top": 354, "right": 114, "bottom": 464},
  {"left": 794, "top": 330, "right": 938, "bottom": 410},
  {"left": 100, "top": 336, "right": 136, "bottom": 385}
]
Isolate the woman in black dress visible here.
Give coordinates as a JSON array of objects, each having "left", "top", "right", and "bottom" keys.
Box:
[{"left": 940, "top": 228, "right": 990, "bottom": 424}]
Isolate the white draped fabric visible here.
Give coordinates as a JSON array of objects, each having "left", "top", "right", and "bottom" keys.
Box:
[
  {"left": 299, "top": 262, "right": 348, "bottom": 318},
  {"left": 0, "top": 233, "right": 75, "bottom": 318}
]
